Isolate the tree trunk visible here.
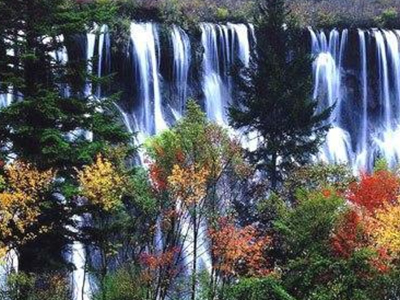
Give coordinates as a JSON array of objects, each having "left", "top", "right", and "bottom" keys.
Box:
[{"left": 191, "top": 206, "right": 198, "bottom": 300}]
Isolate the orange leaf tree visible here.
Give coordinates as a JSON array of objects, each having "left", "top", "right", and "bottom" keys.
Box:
[{"left": 209, "top": 217, "right": 271, "bottom": 280}]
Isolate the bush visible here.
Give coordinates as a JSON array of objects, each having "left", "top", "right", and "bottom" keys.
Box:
[
  {"left": 1, "top": 272, "right": 70, "bottom": 300},
  {"left": 226, "top": 277, "right": 295, "bottom": 300},
  {"left": 376, "top": 8, "right": 399, "bottom": 28},
  {"left": 94, "top": 266, "right": 147, "bottom": 300},
  {"left": 215, "top": 7, "right": 230, "bottom": 20}
]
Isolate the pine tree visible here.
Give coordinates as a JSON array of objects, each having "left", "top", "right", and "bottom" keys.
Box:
[
  {"left": 0, "top": 0, "right": 130, "bottom": 272},
  {"left": 229, "top": 0, "right": 331, "bottom": 189}
]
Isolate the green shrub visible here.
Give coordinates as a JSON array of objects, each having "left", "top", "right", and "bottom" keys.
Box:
[
  {"left": 215, "top": 7, "right": 230, "bottom": 20},
  {"left": 1, "top": 272, "right": 70, "bottom": 300},
  {"left": 94, "top": 266, "right": 147, "bottom": 300},
  {"left": 226, "top": 277, "right": 295, "bottom": 300},
  {"left": 376, "top": 8, "right": 398, "bottom": 28}
]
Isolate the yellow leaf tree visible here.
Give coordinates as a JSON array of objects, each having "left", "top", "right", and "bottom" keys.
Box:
[
  {"left": 168, "top": 164, "right": 210, "bottom": 207},
  {"left": 76, "top": 153, "right": 133, "bottom": 287},
  {"left": 77, "top": 154, "right": 128, "bottom": 212},
  {"left": 372, "top": 202, "right": 400, "bottom": 258},
  {"left": 0, "top": 161, "right": 55, "bottom": 258}
]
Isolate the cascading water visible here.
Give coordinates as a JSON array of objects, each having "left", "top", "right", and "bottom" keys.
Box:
[
  {"left": 0, "top": 67, "right": 15, "bottom": 297},
  {"left": 130, "top": 23, "right": 167, "bottom": 135},
  {"left": 372, "top": 30, "right": 400, "bottom": 167},
  {"left": 0, "top": 90, "right": 11, "bottom": 108},
  {"left": 200, "top": 23, "right": 251, "bottom": 125},
  {"left": 201, "top": 23, "right": 227, "bottom": 125},
  {"left": 85, "top": 32, "right": 96, "bottom": 98},
  {"left": 229, "top": 23, "right": 251, "bottom": 67},
  {"left": 97, "top": 25, "right": 111, "bottom": 98},
  {"left": 354, "top": 29, "right": 370, "bottom": 171},
  {"left": 310, "top": 28, "right": 400, "bottom": 171},
  {"left": 310, "top": 28, "right": 353, "bottom": 166},
  {"left": 171, "top": 25, "right": 191, "bottom": 117}
]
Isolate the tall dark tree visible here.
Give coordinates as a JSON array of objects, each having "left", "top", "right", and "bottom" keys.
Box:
[
  {"left": 229, "top": 0, "right": 331, "bottom": 189},
  {"left": 0, "top": 0, "right": 130, "bottom": 272}
]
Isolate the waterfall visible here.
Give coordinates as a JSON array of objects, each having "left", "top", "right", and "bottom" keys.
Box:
[
  {"left": 0, "top": 85, "right": 16, "bottom": 292},
  {"left": 85, "top": 32, "right": 96, "bottom": 97},
  {"left": 310, "top": 28, "right": 353, "bottom": 166},
  {"left": 69, "top": 215, "right": 92, "bottom": 300},
  {"left": 373, "top": 30, "right": 400, "bottom": 167},
  {"left": 69, "top": 31, "right": 99, "bottom": 300},
  {"left": 97, "top": 25, "right": 110, "bottom": 98},
  {"left": 375, "top": 30, "right": 392, "bottom": 129},
  {"left": 200, "top": 23, "right": 251, "bottom": 125},
  {"left": 0, "top": 90, "right": 12, "bottom": 108},
  {"left": 0, "top": 249, "right": 18, "bottom": 293},
  {"left": 6, "top": 21, "right": 400, "bottom": 297},
  {"left": 355, "top": 29, "right": 369, "bottom": 172},
  {"left": 130, "top": 23, "right": 167, "bottom": 135},
  {"left": 310, "top": 28, "right": 400, "bottom": 170},
  {"left": 171, "top": 25, "right": 191, "bottom": 115},
  {"left": 229, "top": 23, "right": 250, "bottom": 67},
  {"left": 201, "top": 23, "right": 227, "bottom": 125}
]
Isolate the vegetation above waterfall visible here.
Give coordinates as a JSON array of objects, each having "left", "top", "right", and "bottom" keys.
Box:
[
  {"left": 2, "top": 0, "right": 400, "bottom": 300},
  {"left": 112, "top": 0, "right": 400, "bottom": 28}
]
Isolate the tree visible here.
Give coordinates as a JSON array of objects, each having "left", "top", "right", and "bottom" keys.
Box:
[
  {"left": 75, "top": 150, "right": 158, "bottom": 298},
  {"left": 0, "top": 161, "right": 55, "bottom": 260},
  {"left": 0, "top": 0, "right": 130, "bottom": 273},
  {"left": 275, "top": 183, "right": 394, "bottom": 300},
  {"left": 346, "top": 170, "right": 400, "bottom": 213},
  {"left": 145, "top": 100, "right": 251, "bottom": 300},
  {"left": 77, "top": 154, "right": 129, "bottom": 212},
  {"left": 374, "top": 203, "right": 400, "bottom": 258},
  {"left": 208, "top": 217, "right": 270, "bottom": 280},
  {"left": 229, "top": 0, "right": 331, "bottom": 189}
]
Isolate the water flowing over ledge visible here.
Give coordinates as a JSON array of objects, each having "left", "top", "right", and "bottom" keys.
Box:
[{"left": 310, "top": 28, "right": 400, "bottom": 172}]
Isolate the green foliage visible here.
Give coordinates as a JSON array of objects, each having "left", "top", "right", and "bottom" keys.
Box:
[
  {"left": 289, "top": 0, "right": 400, "bottom": 29},
  {"left": 94, "top": 266, "right": 147, "bottom": 300},
  {"left": 274, "top": 187, "right": 392, "bottom": 300},
  {"left": 284, "top": 163, "right": 355, "bottom": 199},
  {"left": 215, "top": 8, "right": 230, "bottom": 21},
  {"left": 226, "top": 277, "right": 295, "bottom": 300},
  {"left": 374, "top": 158, "right": 389, "bottom": 172},
  {"left": 0, "top": 0, "right": 131, "bottom": 274},
  {"left": 275, "top": 190, "right": 344, "bottom": 256},
  {"left": 315, "top": 11, "right": 341, "bottom": 28},
  {"left": 229, "top": 0, "right": 332, "bottom": 189},
  {"left": 1, "top": 272, "right": 70, "bottom": 300},
  {"left": 376, "top": 8, "right": 398, "bottom": 28}
]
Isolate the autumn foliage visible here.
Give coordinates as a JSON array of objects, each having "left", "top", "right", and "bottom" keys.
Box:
[
  {"left": 168, "top": 164, "right": 210, "bottom": 206},
  {"left": 347, "top": 170, "right": 400, "bottom": 212},
  {"left": 139, "top": 247, "right": 181, "bottom": 284},
  {"left": 77, "top": 154, "right": 129, "bottom": 211},
  {"left": 209, "top": 218, "right": 271, "bottom": 278},
  {"left": 0, "top": 161, "right": 55, "bottom": 257},
  {"left": 331, "top": 210, "right": 364, "bottom": 259},
  {"left": 373, "top": 202, "right": 400, "bottom": 258},
  {"left": 330, "top": 170, "right": 400, "bottom": 272}
]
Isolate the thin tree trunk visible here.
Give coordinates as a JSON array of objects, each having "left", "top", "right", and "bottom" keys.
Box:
[{"left": 191, "top": 205, "right": 198, "bottom": 300}]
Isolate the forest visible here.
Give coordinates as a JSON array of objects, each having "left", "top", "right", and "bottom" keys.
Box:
[{"left": 1, "top": 0, "right": 400, "bottom": 300}]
